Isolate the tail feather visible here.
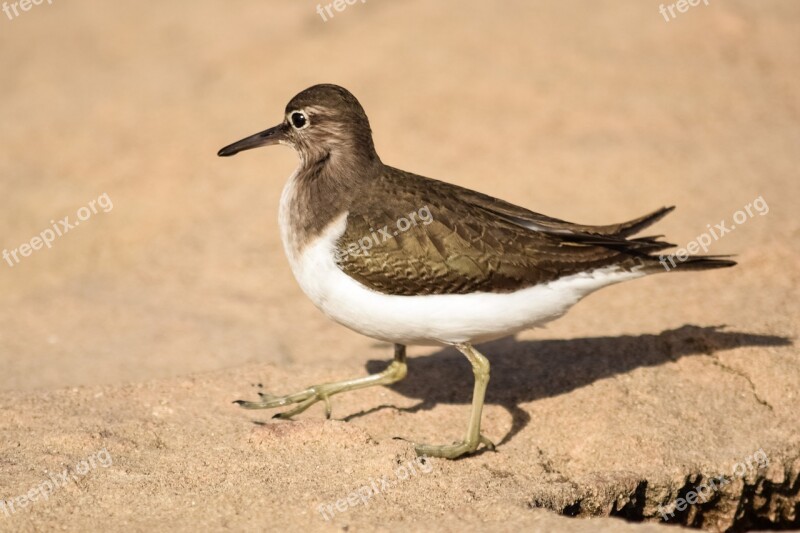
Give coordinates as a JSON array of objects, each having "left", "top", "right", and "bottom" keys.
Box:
[
  {"left": 604, "top": 207, "right": 737, "bottom": 272},
  {"left": 612, "top": 206, "right": 676, "bottom": 237},
  {"left": 476, "top": 199, "right": 737, "bottom": 273},
  {"left": 647, "top": 254, "right": 737, "bottom": 273}
]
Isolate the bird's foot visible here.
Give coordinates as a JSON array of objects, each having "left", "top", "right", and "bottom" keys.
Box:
[
  {"left": 235, "top": 384, "right": 335, "bottom": 419},
  {"left": 413, "top": 434, "right": 496, "bottom": 459},
  {"left": 234, "top": 350, "right": 408, "bottom": 420}
]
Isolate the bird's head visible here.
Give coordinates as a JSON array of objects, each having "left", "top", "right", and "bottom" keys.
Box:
[{"left": 218, "top": 84, "right": 379, "bottom": 167}]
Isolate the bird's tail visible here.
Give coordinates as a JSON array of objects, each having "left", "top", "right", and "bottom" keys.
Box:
[
  {"left": 646, "top": 254, "right": 737, "bottom": 273},
  {"left": 611, "top": 206, "right": 675, "bottom": 237},
  {"left": 607, "top": 207, "right": 738, "bottom": 273}
]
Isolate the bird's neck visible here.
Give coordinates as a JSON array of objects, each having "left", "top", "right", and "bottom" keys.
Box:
[{"left": 279, "top": 149, "right": 380, "bottom": 256}]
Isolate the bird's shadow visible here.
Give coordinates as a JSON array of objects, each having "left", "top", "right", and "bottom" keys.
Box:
[{"left": 349, "top": 325, "right": 791, "bottom": 447}]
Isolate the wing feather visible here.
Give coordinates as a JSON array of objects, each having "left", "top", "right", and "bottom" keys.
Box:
[{"left": 335, "top": 168, "right": 669, "bottom": 296}]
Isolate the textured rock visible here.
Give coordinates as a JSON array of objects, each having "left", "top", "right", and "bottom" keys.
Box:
[{"left": 0, "top": 326, "right": 798, "bottom": 532}]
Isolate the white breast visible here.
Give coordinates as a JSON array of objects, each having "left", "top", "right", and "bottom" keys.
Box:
[{"left": 278, "top": 172, "right": 646, "bottom": 346}]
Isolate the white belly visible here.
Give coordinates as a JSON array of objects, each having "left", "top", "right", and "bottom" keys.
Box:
[{"left": 278, "top": 174, "right": 646, "bottom": 346}]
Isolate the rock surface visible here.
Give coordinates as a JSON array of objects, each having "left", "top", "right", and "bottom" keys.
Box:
[
  {"left": 1, "top": 1, "right": 798, "bottom": 531},
  {"left": 0, "top": 339, "right": 798, "bottom": 531}
]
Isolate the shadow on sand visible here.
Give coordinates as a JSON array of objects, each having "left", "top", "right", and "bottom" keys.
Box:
[{"left": 347, "top": 325, "right": 791, "bottom": 447}]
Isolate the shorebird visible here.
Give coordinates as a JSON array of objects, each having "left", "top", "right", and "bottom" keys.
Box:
[{"left": 218, "top": 84, "right": 735, "bottom": 459}]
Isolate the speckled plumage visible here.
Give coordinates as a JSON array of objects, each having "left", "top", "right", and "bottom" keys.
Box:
[{"left": 335, "top": 167, "right": 674, "bottom": 295}]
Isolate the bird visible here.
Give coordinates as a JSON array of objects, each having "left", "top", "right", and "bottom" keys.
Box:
[{"left": 217, "top": 84, "right": 735, "bottom": 459}]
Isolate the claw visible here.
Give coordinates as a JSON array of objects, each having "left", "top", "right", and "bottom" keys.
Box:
[{"left": 413, "top": 433, "right": 496, "bottom": 459}]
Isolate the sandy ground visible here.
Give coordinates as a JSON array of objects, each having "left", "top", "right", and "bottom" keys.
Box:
[{"left": 0, "top": 1, "right": 798, "bottom": 531}]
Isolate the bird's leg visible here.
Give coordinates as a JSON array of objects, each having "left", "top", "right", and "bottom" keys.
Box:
[
  {"left": 413, "top": 343, "right": 495, "bottom": 459},
  {"left": 236, "top": 344, "right": 408, "bottom": 419}
]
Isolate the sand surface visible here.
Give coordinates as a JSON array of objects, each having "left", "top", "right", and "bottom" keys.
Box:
[{"left": 0, "top": 1, "right": 798, "bottom": 531}]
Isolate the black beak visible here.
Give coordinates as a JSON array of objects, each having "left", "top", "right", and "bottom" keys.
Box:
[{"left": 217, "top": 123, "right": 287, "bottom": 157}]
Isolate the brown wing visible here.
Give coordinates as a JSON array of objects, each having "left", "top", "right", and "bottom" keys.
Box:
[{"left": 334, "top": 168, "right": 673, "bottom": 296}]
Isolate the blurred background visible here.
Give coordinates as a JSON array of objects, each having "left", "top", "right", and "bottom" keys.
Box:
[{"left": 0, "top": 0, "right": 797, "bottom": 391}]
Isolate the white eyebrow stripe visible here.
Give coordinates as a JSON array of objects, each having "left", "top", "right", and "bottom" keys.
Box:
[{"left": 302, "top": 105, "right": 328, "bottom": 115}]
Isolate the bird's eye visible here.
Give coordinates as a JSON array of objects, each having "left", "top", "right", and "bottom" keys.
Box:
[{"left": 290, "top": 111, "right": 308, "bottom": 129}]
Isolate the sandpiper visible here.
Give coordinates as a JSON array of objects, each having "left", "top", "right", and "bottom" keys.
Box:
[{"left": 218, "top": 84, "right": 735, "bottom": 459}]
